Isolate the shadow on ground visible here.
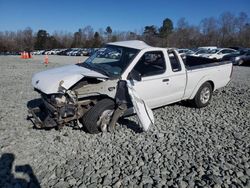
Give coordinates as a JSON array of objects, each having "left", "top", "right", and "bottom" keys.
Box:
[
  {"left": 118, "top": 118, "right": 143, "bottom": 133},
  {"left": 26, "top": 98, "right": 43, "bottom": 109},
  {"left": 0, "top": 153, "right": 41, "bottom": 188}
]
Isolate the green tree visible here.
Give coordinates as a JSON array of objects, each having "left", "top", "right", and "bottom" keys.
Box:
[
  {"left": 143, "top": 25, "right": 158, "bottom": 36},
  {"left": 143, "top": 25, "right": 159, "bottom": 46},
  {"left": 92, "top": 32, "right": 102, "bottom": 47},
  {"left": 46, "top": 36, "right": 61, "bottom": 49},
  {"left": 72, "top": 31, "right": 81, "bottom": 47},
  {"left": 106, "top": 26, "right": 112, "bottom": 41},
  {"left": 34, "top": 30, "right": 49, "bottom": 50},
  {"left": 159, "top": 18, "right": 174, "bottom": 38},
  {"left": 159, "top": 18, "right": 173, "bottom": 46}
]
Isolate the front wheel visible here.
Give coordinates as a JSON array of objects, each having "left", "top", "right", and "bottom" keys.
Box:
[
  {"left": 80, "top": 99, "right": 115, "bottom": 134},
  {"left": 191, "top": 82, "right": 213, "bottom": 108}
]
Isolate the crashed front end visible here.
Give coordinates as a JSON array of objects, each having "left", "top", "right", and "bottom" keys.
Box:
[
  {"left": 27, "top": 64, "right": 113, "bottom": 129},
  {"left": 28, "top": 89, "right": 81, "bottom": 129}
]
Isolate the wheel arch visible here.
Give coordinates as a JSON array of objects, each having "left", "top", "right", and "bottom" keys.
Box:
[
  {"left": 190, "top": 77, "right": 215, "bottom": 100},
  {"left": 207, "top": 80, "right": 215, "bottom": 91}
]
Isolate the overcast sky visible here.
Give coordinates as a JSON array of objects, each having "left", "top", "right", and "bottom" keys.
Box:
[{"left": 0, "top": 0, "right": 250, "bottom": 33}]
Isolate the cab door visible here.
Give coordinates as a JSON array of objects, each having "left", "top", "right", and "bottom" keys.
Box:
[
  {"left": 129, "top": 49, "right": 186, "bottom": 109},
  {"left": 162, "top": 50, "right": 186, "bottom": 103}
]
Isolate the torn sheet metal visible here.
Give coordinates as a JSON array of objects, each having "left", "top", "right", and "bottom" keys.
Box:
[
  {"left": 126, "top": 81, "right": 154, "bottom": 131},
  {"left": 32, "top": 65, "right": 108, "bottom": 94}
]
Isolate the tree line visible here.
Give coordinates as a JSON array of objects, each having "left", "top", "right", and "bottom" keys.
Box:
[{"left": 0, "top": 11, "right": 249, "bottom": 52}]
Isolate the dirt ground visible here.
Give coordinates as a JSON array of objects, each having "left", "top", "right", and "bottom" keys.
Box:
[{"left": 0, "top": 55, "right": 249, "bottom": 187}]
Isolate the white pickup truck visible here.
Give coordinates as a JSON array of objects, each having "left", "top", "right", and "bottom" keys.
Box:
[{"left": 29, "top": 40, "right": 233, "bottom": 133}]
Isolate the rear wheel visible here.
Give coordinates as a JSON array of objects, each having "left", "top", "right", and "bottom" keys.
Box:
[
  {"left": 81, "top": 98, "right": 115, "bottom": 134},
  {"left": 191, "top": 82, "right": 212, "bottom": 108}
]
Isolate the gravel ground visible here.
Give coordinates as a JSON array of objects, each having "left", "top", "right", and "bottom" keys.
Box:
[{"left": 0, "top": 55, "right": 249, "bottom": 188}]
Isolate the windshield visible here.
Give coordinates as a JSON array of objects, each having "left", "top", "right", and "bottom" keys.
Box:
[
  {"left": 195, "top": 49, "right": 208, "bottom": 54},
  {"left": 231, "top": 51, "right": 241, "bottom": 55},
  {"left": 208, "top": 49, "right": 219, "bottom": 54},
  {"left": 78, "top": 45, "right": 139, "bottom": 78}
]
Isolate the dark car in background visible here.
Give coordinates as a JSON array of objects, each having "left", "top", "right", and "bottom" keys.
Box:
[
  {"left": 222, "top": 49, "right": 250, "bottom": 65},
  {"left": 57, "top": 49, "right": 72, "bottom": 56}
]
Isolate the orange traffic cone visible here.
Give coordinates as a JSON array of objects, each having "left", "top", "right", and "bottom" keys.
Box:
[
  {"left": 21, "top": 52, "right": 24, "bottom": 59},
  {"left": 44, "top": 55, "right": 49, "bottom": 66},
  {"left": 24, "top": 52, "right": 28, "bottom": 59},
  {"left": 29, "top": 52, "right": 32, "bottom": 58}
]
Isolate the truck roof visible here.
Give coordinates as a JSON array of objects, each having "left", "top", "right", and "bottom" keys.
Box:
[{"left": 107, "top": 40, "right": 151, "bottom": 50}]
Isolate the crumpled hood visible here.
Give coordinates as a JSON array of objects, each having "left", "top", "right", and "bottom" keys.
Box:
[{"left": 32, "top": 64, "right": 108, "bottom": 94}]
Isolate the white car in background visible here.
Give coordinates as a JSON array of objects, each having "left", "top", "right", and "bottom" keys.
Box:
[
  {"left": 198, "top": 46, "right": 217, "bottom": 51},
  {"left": 177, "top": 49, "right": 194, "bottom": 55},
  {"left": 203, "top": 48, "right": 236, "bottom": 60},
  {"left": 191, "top": 49, "right": 209, "bottom": 57}
]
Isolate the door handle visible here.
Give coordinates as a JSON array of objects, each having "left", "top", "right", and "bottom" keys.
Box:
[{"left": 162, "top": 78, "right": 170, "bottom": 82}]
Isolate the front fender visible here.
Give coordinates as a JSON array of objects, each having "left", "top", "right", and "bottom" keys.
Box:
[{"left": 75, "top": 79, "right": 118, "bottom": 99}]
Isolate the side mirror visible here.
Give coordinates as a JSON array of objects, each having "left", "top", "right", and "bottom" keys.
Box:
[{"left": 127, "top": 70, "right": 141, "bottom": 81}]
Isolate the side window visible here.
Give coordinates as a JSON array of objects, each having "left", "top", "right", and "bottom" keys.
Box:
[
  {"left": 221, "top": 50, "right": 229, "bottom": 54},
  {"left": 168, "top": 51, "right": 182, "bottom": 72},
  {"left": 133, "top": 51, "right": 166, "bottom": 77}
]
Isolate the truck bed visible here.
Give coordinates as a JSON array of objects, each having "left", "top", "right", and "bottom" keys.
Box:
[{"left": 183, "top": 55, "right": 231, "bottom": 70}]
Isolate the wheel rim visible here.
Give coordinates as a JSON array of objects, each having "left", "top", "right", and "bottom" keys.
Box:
[
  {"left": 97, "top": 109, "right": 114, "bottom": 132},
  {"left": 200, "top": 87, "right": 210, "bottom": 104}
]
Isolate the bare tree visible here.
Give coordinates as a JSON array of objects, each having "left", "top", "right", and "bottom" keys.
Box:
[
  {"left": 1, "top": 11, "right": 250, "bottom": 52},
  {"left": 22, "top": 27, "right": 34, "bottom": 51},
  {"left": 219, "top": 12, "right": 237, "bottom": 46},
  {"left": 200, "top": 17, "right": 219, "bottom": 46}
]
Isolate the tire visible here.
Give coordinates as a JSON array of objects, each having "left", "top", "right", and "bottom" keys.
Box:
[
  {"left": 191, "top": 82, "right": 213, "bottom": 108},
  {"left": 81, "top": 98, "right": 115, "bottom": 134}
]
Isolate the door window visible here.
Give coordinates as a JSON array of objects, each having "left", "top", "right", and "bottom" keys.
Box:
[{"left": 133, "top": 51, "right": 166, "bottom": 77}]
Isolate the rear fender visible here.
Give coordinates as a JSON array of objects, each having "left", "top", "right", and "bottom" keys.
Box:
[{"left": 189, "top": 76, "right": 215, "bottom": 99}]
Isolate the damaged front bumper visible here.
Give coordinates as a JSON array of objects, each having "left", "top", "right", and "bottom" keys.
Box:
[
  {"left": 28, "top": 106, "right": 57, "bottom": 128},
  {"left": 28, "top": 103, "right": 78, "bottom": 129},
  {"left": 27, "top": 91, "right": 79, "bottom": 129}
]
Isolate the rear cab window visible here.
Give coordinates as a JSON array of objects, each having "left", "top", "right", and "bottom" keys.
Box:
[{"left": 168, "top": 50, "right": 182, "bottom": 72}]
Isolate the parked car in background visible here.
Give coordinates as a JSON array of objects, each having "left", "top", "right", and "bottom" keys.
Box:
[
  {"left": 33, "top": 50, "right": 46, "bottom": 55},
  {"left": 198, "top": 46, "right": 217, "bottom": 51},
  {"left": 53, "top": 49, "right": 64, "bottom": 55},
  {"left": 202, "top": 48, "right": 236, "bottom": 60},
  {"left": 228, "top": 47, "right": 243, "bottom": 51},
  {"left": 233, "top": 49, "right": 250, "bottom": 65},
  {"left": 177, "top": 49, "right": 195, "bottom": 59},
  {"left": 66, "top": 48, "right": 77, "bottom": 56},
  {"left": 222, "top": 49, "right": 249, "bottom": 65},
  {"left": 0, "top": 51, "right": 20, "bottom": 55},
  {"left": 57, "top": 49, "right": 71, "bottom": 55},
  {"left": 191, "top": 49, "right": 209, "bottom": 57},
  {"left": 177, "top": 49, "right": 194, "bottom": 55},
  {"left": 86, "top": 48, "right": 98, "bottom": 56}
]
